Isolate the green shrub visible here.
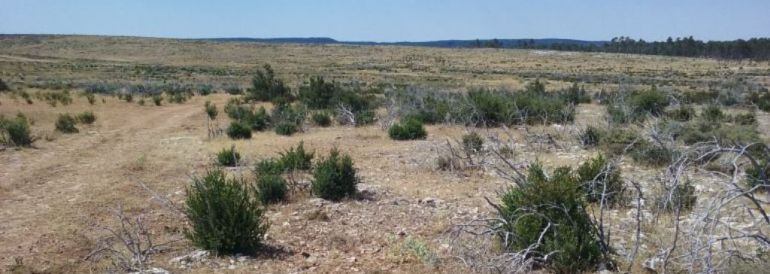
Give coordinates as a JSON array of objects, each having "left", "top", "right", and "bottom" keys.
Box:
[
  {"left": 389, "top": 118, "right": 427, "bottom": 140},
  {"left": 224, "top": 98, "right": 250, "bottom": 120},
  {"left": 606, "top": 87, "right": 670, "bottom": 123},
  {"left": 666, "top": 105, "right": 696, "bottom": 122},
  {"left": 76, "top": 111, "right": 96, "bottom": 124},
  {"left": 392, "top": 87, "right": 573, "bottom": 126},
  {"left": 462, "top": 132, "right": 484, "bottom": 154},
  {"left": 701, "top": 105, "right": 726, "bottom": 122},
  {"left": 0, "top": 115, "right": 34, "bottom": 147},
  {"left": 226, "top": 121, "right": 252, "bottom": 139},
  {"left": 247, "top": 107, "right": 270, "bottom": 131},
  {"left": 496, "top": 164, "right": 602, "bottom": 272},
  {"left": 630, "top": 143, "right": 676, "bottom": 167},
  {"left": 676, "top": 122, "right": 760, "bottom": 146},
  {"left": 204, "top": 101, "right": 218, "bottom": 120},
  {"left": 559, "top": 83, "right": 591, "bottom": 104},
  {"left": 312, "top": 148, "right": 358, "bottom": 201},
  {"left": 576, "top": 154, "right": 625, "bottom": 205},
  {"left": 196, "top": 84, "right": 214, "bottom": 96},
  {"left": 599, "top": 127, "right": 645, "bottom": 156},
  {"left": 184, "top": 169, "right": 269, "bottom": 254},
  {"left": 254, "top": 159, "right": 284, "bottom": 176},
  {"left": 312, "top": 112, "right": 332, "bottom": 127},
  {"left": 216, "top": 146, "right": 241, "bottom": 167},
  {"left": 657, "top": 181, "right": 697, "bottom": 212},
  {"left": 55, "top": 114, "right": 78, "bottom": 133},
  {"left": 629, "top": 86, "right": 669, "bottom": 116},
  {"left": 278, "top": 142, "right": 314, "bottom": 171},
  {"left": 0, "top": 78, "right": 9, "bottom": 91},
  {"left": 353, "top": 110, "right": 376, "bottom": 126},
  {"left": 299, "top": 76, "right": 339, "bottom": 109},
  {"left": 256, "top": 175, "right": 288, "bottom": 204},
  {"left": 274, "top": 122, "right": 298, "bottom": 136},
  {"left": 271, "top": 103, "right": 306, "bottom": 130},
  {"left": 746, "top": 159, "right": 769, "bottom": 191},
  {"left": 579, "top": 126, "right": 604, "bottom": 147},
  {"left": 246, "top": 64, "right": 292, "bottom": 103},
  {"left": 224, "top": 85, "right": 243, "bottom": 95},
  {"left": 152, "top": 94, "right": 163, "bottom": 106},
  {"left": 138, "top": 98, "right": 146, "bottom": 106},
  {"left": 466, "top": 90, "right": 513, "bottom": 126}
]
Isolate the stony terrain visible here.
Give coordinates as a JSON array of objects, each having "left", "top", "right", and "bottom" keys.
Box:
[{"left": 1, "top": 36, "right": 769, "bottom": 273}]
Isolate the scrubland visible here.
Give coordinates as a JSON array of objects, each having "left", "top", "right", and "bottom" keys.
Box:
[{"left": 1, "top": 35, "right": 770, "bottom": 273}]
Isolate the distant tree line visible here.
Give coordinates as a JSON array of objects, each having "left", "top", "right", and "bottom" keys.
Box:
[{"left": 473, "top": 36, "right": 770, "bottom": 60}]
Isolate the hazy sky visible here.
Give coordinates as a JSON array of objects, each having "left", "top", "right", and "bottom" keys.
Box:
[{"left": 2, "top": 0, "right": 769, "bottom": 42}]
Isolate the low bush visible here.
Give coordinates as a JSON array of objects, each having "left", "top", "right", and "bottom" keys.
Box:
[
  {"left": 55, "top": 114, "right": 78, "bottom": 133},
  {"left": 196, "top": 84, "right": 214, "bottom": 96},
  {"left": 40, "top": 90, "right": 74, "bottom": 107},
  {"left": 746, "top": 158, "right": 769, "bottom": 191},
  {"left": 224, "top": 98, "right": 249, "bottom": 120},
  {"left": 278, "top": 142, "right": 314, "bottom": 171},
  {"left": 216, "top": 146, "right": 241, "bottom": 167},
  {"left": 76, "top": 111, "right": 96, "bottom": 124},
  {"left": 185, "top": 169, "right": 269, "bottom": 254},
  {"left": 496, "top": 164, "right": 602, "bottom": 272},
  {"left": 312, "top": 112, "right": 332, "bottom": 127},
  {"left": 204, "top": 101, "right": 218, "bottom": 120},
  {"left": 629, "top": 86, "right": 669, "bottom": 116},
  {"left": 0, "top": 114, "right": 34, "bottom": 147},
  {"left": 254, "top": 159, "right": 284, "bottom": 176},
  {"left": 152, "top": 94, "right": 163, "bottom": 106},
  {"left": 606, "top": 87, "right": 670, "bottom": 124},
  {"left": 224, "top": 85, "right": 243, "bottom": 95},
  {"left": 468, "top": 88, "right": 574, "bottom": 126},
  {"left": 85, "top": 93, "right": 96, "bottom": 105},
  {"left": 579, "top": 126, "right": 604, "bottom": 147},
  {"left": 246, "top": 64, "right": 292, "bottom": 103},
  {"left": 462, "top": 132, "right": 484, "bottom": 154},
  {"left": 389, "top": 118, "right": 427, "bottom": 140},
  {"left": 122, "top": 93, "right": 133, "bottom": 103},
  {"left": 299, "top": 76, "right": 339, "bottom": 109},
  {"left": 274, "top": 122, "right": 298, "bottom": 136},
  {"left": 138, "top": 98, "right": 146, "bottom": 106},
  {"left": 576, "top": 154, "right": 625, "bottom": 206},
  {"left": 392, "top": 83, "right": 573, "bottom": 127},
  {"left": 226, "top": 121, "right": 252, "bottom": 139},
  {"left": 599, "top": 127, "right": 645, "bottom": 156},
  {"left": 676, "top": 122, "right": 760, "bottom": 146},
  {"left": 312, "top": 148, "right": 358, "bottom": 201},
  {"left": 247, "top": 107, "right": 271, "bottom": 131},
  {"left": 559, "top": 82, "right": 591, "bottom": 104},
  {"left": 0, "top": 78, "right": 9, "bottom": 91},
  {"left": 666, "top": 105, "right": 696, "bottom": 122},
  {"left": 701, "top": 105, "right": 726, "bottom": 122},
  {"left": 256, "top": 175, "right": 288, "bottom": 204},
  {"left": 630, "top": 143, "right": 677, "bottom": 167},
  {"left": 656, "top": 181, "right": 697, "bottom": 212},
  {"left": 271, "top": 103, "right": 306, "bottom": 130}
]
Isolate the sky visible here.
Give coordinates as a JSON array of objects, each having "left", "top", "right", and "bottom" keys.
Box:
[{"left": 1, "top": 0, "right": 769, "bottom": 42}]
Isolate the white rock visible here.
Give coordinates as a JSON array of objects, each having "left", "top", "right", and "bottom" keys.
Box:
[
  {"left": 169, "top": 250, "right": 209, "bottom": 265},
  {"left": 130, "top": 267, "right": 170, "bottom": 274}
]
